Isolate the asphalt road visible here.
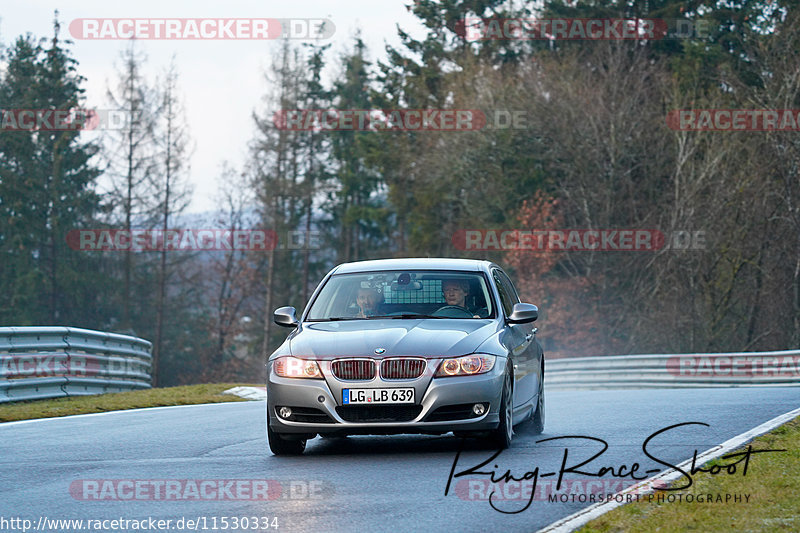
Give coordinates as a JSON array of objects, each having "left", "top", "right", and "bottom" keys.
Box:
[{"left": 1, "top": 387, "right": 798, "bottom": 533}]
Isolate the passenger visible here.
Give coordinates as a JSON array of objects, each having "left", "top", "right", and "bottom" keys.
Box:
[{"left": 356, "top": 287, "right": 383, "bottom": 318}]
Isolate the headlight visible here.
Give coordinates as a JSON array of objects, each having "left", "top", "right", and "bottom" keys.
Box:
[
  {"left": 273, "top": 356, "right": 323, "bottom": 379},
  {"left": 435, "top": 354, "right": 496, "bottom": 377}
]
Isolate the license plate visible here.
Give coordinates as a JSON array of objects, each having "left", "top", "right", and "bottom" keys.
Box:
[{"left": 342, "top": 388, "right": 415, "bottom": 405}]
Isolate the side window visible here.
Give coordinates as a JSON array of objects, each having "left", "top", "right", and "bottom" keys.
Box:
[
  {"left": 496, "top": 270, "right": 521, "bottom": 306},
  {"left": 492, "top": 269, "right": 514, "bottom": 316}
]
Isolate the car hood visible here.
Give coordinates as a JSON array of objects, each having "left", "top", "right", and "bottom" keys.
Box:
[{"left": 288, "top": 319, "right": 498, "bottom": 359}]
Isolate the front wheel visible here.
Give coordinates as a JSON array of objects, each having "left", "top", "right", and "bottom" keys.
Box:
[
  {"left": 530, "top": 363, "right": 545, "bottom": 434},
  {"left": 267, "top": 412, "right": 306, "bottom": 455},
  {"left": 487, "top": 369, "right": 513, "bottom": 449}
]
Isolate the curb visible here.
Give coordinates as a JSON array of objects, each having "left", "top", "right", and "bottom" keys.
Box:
[{"left": 537, "top": 405, "right": 800, "bottom": 532}]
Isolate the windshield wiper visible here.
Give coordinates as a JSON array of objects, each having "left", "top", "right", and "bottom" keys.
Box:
[
  {"left": 309, "top": 317, "right": 361, "bottom": 322},
  {"left": 365, "top": 314, "right": 444, "bottom": 320}
]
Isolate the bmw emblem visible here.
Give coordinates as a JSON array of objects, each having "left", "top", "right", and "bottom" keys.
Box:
[{"left": 374, "top": 348, "right": 386, "bottom": 354}]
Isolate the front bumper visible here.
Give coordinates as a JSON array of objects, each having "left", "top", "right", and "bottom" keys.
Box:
[{"left": 267, "top": 357, "right": 506, "bottom": 436}]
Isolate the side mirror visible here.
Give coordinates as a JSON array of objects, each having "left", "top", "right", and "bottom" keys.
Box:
[
  {"left": 274, "top": 306, "right": 299, "bottom": 328},
  {"left": 508, "top": 303, "right": 538, "bottom": 324}
]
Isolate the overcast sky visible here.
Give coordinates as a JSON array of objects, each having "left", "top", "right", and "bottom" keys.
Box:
[{"left": 0, "top": 1, "right": 427, "bottom": 213}]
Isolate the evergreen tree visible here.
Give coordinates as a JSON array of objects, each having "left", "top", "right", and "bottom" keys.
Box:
[
  {"left": 325, "top": 37, "right": 389, "bottom": 263},
  {"left": 0, "top": 15, "right": 104, "bottom": 326}
]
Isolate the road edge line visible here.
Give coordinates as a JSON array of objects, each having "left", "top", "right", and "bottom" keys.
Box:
[
  {"left": 0, "top": 399, "right": 252, "bottom": 427},
  {"left": 536, "top": 405, "right": 800, "bottom": 533}
]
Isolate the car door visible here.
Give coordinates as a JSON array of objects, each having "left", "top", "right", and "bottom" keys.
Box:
[{"left": 492, "top": 268, "right": 537, "bottom": 409}]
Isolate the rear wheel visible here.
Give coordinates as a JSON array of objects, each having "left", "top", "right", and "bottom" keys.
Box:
[
  {"left": 267, "top": 411, "right": 306, "bottom": 455},
  {"left": 487, "top": 369, "right": 513, "bottom": 449}
]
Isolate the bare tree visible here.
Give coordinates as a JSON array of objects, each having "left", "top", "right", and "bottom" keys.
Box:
[
  {"left": 103, "top": 40, "right": 159, "bottom": 331},
  {"left": 151, "top": 59, "right": 193, "bottom": 386},
  {"left": 203, "top": 166, "right": 260, "bottom": 378},
  {"left": 249, "top": 41, "right": 306, "bottom": 356}
]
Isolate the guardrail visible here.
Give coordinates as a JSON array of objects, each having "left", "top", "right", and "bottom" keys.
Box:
[
  {"left": 544, "top": 349, "right": 800, "bottom": 390},
  {"left": 0, "top": 327, "right": 152, "bottom": 403}
]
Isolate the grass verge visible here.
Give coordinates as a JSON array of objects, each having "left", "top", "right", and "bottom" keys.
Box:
[
  {"left": 577, "top": 415, "right": 800, "bottom": 532},
  {"left": 0, "top": 383, "right": 261, "bottom": 423}
]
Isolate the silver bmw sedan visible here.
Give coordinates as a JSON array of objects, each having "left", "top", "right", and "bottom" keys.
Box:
[{"left": 266, "top": 258, "right": 544, "bottom": 455}]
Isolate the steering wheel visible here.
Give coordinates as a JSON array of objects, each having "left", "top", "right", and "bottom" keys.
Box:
[{"left": 432, "top": 305, "right": 473, "bottom": 318}]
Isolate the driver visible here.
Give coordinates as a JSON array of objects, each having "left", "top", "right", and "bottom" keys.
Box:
[
  {"left": 440, "top": 279, "right": 488, "bottom": 318},
  {"left": 442, "top": 279, "right": 470, "bottom": 308}
]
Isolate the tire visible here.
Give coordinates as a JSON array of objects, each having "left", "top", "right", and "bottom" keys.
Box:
[
  {"left": 487, "top": 369, "right": 513, "bottom": 449},
  {"left": 530, "top": 362, "right": 545, "bottom": 435},
  {"left": 267, "top": 411, "right": 306, "bottom": 456}
]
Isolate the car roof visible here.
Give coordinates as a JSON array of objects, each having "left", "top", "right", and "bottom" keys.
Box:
[{"left": 332, "top": 257, "right": 496, "bottom": 274}]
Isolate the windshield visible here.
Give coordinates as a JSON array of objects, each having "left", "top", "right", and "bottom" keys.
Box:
[{"left": 306, "top": 270, "right": 495, "bottom": 321}]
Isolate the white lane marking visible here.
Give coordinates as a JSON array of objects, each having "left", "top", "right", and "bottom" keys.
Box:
[
  {"left": 537, "top": 405, "right": 800, "bottom": 533},
  {"left": 223, "top": 386, "right": 267, "bottom": 400},
  {"left": 0, "top": 400, "right": 254, "bottom": 428}
]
